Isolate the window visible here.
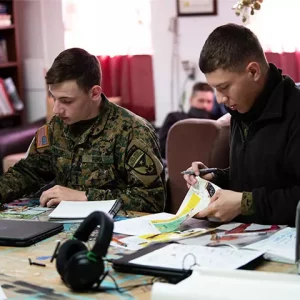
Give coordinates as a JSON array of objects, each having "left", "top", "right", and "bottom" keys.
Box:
[
  {"left": 247, "top": 0, "right": 300, "bottom": 52},
  {"left": 62, "top": 0, "right": 152, "bottom": 56}
]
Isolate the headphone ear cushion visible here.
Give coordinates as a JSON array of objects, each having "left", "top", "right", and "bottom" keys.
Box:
[
  {"left": 56, "top": 240, "right": 87, "bottom": 277},
  {"left": 63, "top": 251, "right": 105, "bottom": 291}
]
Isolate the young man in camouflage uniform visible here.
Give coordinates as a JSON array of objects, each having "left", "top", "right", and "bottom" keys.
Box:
[{"left": 0, "top": 48, "right": 166, "bottom": 213}]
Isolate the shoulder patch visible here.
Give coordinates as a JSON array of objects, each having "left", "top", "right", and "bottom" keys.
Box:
[
  {"left": 36, "top": 125, "right": 50, "bottom": 149},
  {"left": 126, "top": 140, "right": 163, "bottom": 187},
  {"left": 127, "top": 146, "right": 157, "bottom": 175}
]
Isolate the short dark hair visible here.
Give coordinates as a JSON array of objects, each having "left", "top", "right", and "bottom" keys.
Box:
[
  {"left": 45, "top": 48, "right": 102, "bottom": 92},
  {"left": 192, "top": 82, "right": 214, "bottom": 95},
  {"left": 199, "top": 23, "right": 267, "bottom": 73}
]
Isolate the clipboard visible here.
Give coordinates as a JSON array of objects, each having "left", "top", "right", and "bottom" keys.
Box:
[
  {"left": 112, "top": 242, "right": 192, "bottom": 283},
  {"left": 113, "top": 242, "right": 264, "bottom": 283}
]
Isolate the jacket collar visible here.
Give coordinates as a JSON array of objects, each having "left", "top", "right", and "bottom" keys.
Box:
[
  {"left": 256, "top": 75, "right": 295, "bottom": 123},
  {"left": 64, "top": 94, "right": 113, "bottom": 145}
]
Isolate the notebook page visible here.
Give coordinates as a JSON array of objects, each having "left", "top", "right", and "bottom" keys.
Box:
[
  {"left": 130, "top": 243, "right": 264, "bottom": 270},
  {"left": 48, "top": 200, "right": 116, "bottom": 219}
]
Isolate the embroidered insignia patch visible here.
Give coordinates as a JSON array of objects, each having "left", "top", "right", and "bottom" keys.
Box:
[
  {"left": 36, "top": 125, "right": 50, "bottom": 149},
  {"left": 126, "top": 141, "right": 163, "bottom": 187},
  {"left": 127, "top": 147, "right": 157, "bottom": 175}
]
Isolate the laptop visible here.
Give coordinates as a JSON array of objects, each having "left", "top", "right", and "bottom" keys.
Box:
[{"left": 0, "top": 219, "right": 63, "bottom": 247}]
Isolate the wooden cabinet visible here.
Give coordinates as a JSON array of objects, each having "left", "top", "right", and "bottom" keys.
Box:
[{"left": 0, "top": 0, "right": 24, "bottom": 129}]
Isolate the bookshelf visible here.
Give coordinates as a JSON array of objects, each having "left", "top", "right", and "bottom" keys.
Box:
[{"left": 0, "top": 0, "right": 24, "bottom": 129}]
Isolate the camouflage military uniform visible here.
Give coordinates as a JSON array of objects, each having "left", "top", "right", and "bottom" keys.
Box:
[{"left": 0, "top": 96, "right": 166, "bottom": 213}]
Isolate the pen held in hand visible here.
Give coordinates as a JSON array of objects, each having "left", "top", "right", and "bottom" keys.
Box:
[{"left": 181, "top": 168, "right": 218, "bottom": 176}]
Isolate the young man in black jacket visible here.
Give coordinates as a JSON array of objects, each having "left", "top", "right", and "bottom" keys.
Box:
[{"left": 184, "top": 23, "right": 300, "bottom": 226}]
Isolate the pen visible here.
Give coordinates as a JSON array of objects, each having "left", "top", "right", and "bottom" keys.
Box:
[
  {"left": 181, "top": 168, "right": 218, "bottom": 175},
  {"left": 144, "top": 233, "right": 162, "bottom": 239},
  {"left": 112, "top": 237, "right": 128, "bottom": 247},
  {"left": 50, "top": 240, "right": 61, "bottom": 263},
  {"left": 224, "top": 232, "right": 268, "bottom": 237},
  {"left": 28, "top": 258, "right": 46, "bottom": 267}
]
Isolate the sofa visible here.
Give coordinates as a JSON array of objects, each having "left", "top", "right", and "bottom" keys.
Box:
[{"left": 0, "top": 118, "right": 46, "bottom": 174}]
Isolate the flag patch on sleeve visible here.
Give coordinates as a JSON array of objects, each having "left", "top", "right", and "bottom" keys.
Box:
[{"left": 36, "top": 125, "right": 50, "bottom": 148}]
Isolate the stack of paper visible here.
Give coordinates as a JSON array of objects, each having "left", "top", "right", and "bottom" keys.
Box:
[
  {"left": 246, "top": 227, "right": 296, "bottom": 264},
  {"left": 114, "top": 213, "right": 174, "bottom": 235},
  {"left": 151, "top": 268, "right": 300, "bottom": 300},
  {"left": 113, "top": 212, "right": 215, "bottom": 250},
  {"left": 48, "top": 200, "right": 117, "bottom": 222}
]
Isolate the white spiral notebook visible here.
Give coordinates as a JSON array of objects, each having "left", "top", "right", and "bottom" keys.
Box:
[{"left": 48, "top": 200, "right": 122, "bottom": 222}]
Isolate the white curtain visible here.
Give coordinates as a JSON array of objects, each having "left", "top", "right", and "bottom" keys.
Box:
[
  {"left": 247, "top": 0, "right": 300, "bottom": 52},
  {"left": 62, "top": 0, "right": 152, "bottom": 56}
]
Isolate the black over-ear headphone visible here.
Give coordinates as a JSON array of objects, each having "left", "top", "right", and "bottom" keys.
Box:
[{"left": 55, "top": 211, "right": 114, "bottom": 291}]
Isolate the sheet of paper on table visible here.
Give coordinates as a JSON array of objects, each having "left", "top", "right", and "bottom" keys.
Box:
[
  {"left": 113, "top": 213, "right": 174, "bottom": 235},
  {"left": 130, "top": 243, "right": 264, "bottom": 270},
  {"left": 151, "top": 268, "right": 300, "bottom": 300},
  {"left": 246, "top": 227, "right": 296, "bottom": 264},
  {"left": 111, "top": 228, "right": 213, "bottom": 250}
]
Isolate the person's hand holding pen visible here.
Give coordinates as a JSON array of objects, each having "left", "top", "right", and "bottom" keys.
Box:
[
  {"left": 182, "top": 161, "right": 217, "bottom": 188},
  {"left": 182, "top": 162, "right": 242, "bottom": 223}
]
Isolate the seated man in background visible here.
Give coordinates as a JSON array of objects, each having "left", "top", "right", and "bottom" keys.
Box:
[
  {"left": 159, "top": 82, "right": 214, "bottom": 159},
  {"left": 184, "top": 23, "right": 300, "bottom": 226},
  {"left": 211, "top": 96, "right": 227, "bottom": 120},
  {"left": 0, "top": 48, "right": 166, "bottom": 213}
]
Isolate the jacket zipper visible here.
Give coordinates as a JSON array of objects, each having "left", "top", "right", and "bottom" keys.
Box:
[
  {"left": 238, "top": 123, "right": 247, "bottom": 151},
  {"left": 238, "top": 123, "right": 251, "bottom": 190}
]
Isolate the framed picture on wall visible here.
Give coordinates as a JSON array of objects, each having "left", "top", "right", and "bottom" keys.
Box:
[{"left": 177, "top": 0, "right": 218, "bottom": 17}]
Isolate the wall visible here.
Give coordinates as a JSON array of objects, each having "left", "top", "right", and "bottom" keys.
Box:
[
  {"left": 151, "top": 0, "right": 242, "bottom": 126},
  {"left": 16, "top": 0, "right": 64, "bottom": 123},
  {"left": 17, "top": 0, "right": 241, "bottom": 124}
]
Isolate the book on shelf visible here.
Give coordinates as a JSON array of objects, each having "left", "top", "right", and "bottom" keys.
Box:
[
  {"left": 0, "top": 78, "right": 13, "bottom": 116},
  {"left": 0, "top": 14, "right": 11, "bottom": 27},
  {"left": 0, "top": 77, "right": 24, "bottom": 117},
  {"left": 4, "top": 77, "right": 24, "bottom": 111},
  {"left": 0, "top": 3, "right": 8, "bottom": 14},
  {"left": 0, "top": 3, "right": 11, "bottom": 27},
  {"left": 0, "top": 38, "right": 7, "bottom": 63}
]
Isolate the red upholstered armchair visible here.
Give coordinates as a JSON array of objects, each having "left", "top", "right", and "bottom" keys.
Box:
[{"left": 166, "top": 115, "right": 231, "bottom": 214}]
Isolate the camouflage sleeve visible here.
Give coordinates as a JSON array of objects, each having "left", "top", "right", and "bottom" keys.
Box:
[
  {"left": 0, "top": 124, "right": 55, "bottom": 204},
  {"left": 87, "top": 126, "right": 166, "bottom": 213},
  {"left": 211, "top": 167, "right": 230, "bottom": 188},
  {"left": 241, "top": 192, "right": 255, "bottom": 215}
]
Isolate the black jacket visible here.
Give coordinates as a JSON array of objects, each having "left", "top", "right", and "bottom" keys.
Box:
[
  {"left": 159, "top": 108, "right": 210, "bottom": 159},
  {"left": 216, "top": 72, "right": 300, "bottom": 225}
]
